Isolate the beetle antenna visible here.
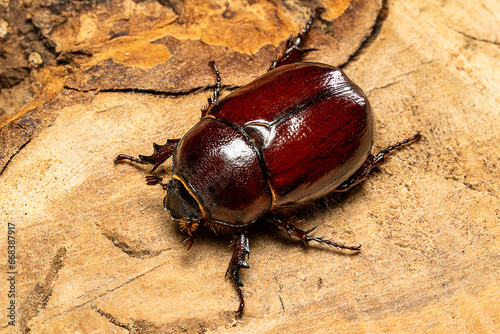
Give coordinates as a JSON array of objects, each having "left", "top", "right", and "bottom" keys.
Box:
[{"left": 145, "top": 176, "right": 168, "bottom": 190}]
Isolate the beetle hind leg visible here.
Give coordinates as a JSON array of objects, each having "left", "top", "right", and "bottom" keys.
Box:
[
  {"left": 114, "top": 139, "right": 180, "bottom": 173},
  {"left": 335, "top": 133, "right": 421, "bottom": 192},
  {"left": 269, "top": 216, "right": 361, "bottom": 251},
  {"left": 201, "top": 61, "right": 222, "bottom": 117},
  {"left": 269, "top": 7, "right": 324, "bottom": 70},
  {"left": 226, "top": 232, "right": 250, "bottom": 313}
]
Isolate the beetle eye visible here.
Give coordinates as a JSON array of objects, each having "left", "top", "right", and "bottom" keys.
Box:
[{"left": 166, "top": 177, "right": 203, "bottom": 221}]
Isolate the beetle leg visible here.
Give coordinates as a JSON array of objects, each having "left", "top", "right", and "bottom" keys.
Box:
[
  {"left": 225, "top": 232, "right": 250, "bottom": 313},
  {"left": 114, "top": 139, "right": 180, "bottom": 173},
  {"left": 145, "top": 176, "right": 168, "bottom": 190},
  {"left": 269, "top": 216, "right": 361, "bottom": 251},
  {"left": 181, "top": 231, "right": 195, "bottom": 250},
  {"left": 269, "top": 7, "right": 324, "bottom": 70},
  {"left": 178, "top": 219, "right": 199, "bottom": 250},
  {"left": 335, "top": 133, "right": 421, "bottom": 192},
  {"left": 201, "top": 61, "right": 222, "bottom": 117}
]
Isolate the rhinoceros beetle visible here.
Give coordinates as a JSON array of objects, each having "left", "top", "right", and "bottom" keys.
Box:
[{"left": 115, "top": 8, "right": 420, "bottom": 313}]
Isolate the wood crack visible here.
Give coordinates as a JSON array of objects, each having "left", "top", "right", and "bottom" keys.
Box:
[
  {"left": 62, "top": 83, "right": 238, "bottom": 99},
  {"left": 20, "top": 247, "right": 67, "bottom": 333},
  {"left": 451, "top": 27, "right": 500, "bottom": 46},
  {"left": 366, "top": 68, "right": 420, "bottom": 94},
  {"left": 91, "top": 304, "right": 132, "bottom": 332},
  {"left": 274, "top": 273, "right": 285, "bottom": 312},
  {"left": 0, "top": 138, "right": 31, "bottom": 175},
  {"left": 42, "top": 261, "right": 167, "bottom": 323}
]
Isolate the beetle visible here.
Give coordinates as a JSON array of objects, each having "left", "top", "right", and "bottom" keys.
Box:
[{"left": 115, "top": 8, "right": 420, "bottom": 313}]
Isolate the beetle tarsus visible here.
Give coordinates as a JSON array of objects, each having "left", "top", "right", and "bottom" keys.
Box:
[
  {"left": 114, "top": 139, "right": 180, "bottom": 173},
  {"left": 181, "top": 235, "right": 194, "bottom": 250},
  {"left": 335, "top": 133, "right": 421, "bottom": 192},
  {"left": 306, "top": 236, "right": 361, "bottom": 251},
  {"left": 376, "top": 132, "right": 421, "bottom": 159},
  {"left": 234, "top": 283, "right": 245, "bottom": 314},
  {"left": 226, "top": 232, "right": 250, "bottom": 313},
  {"left": 270, "top": 216, "right": 361, "bottom": 251},
  {"left": 202, "top": 61, "right": 222, "bottom": 117},
  {"left": 114, "top": 154, "right": 142, "bottom": 164},
  {"left": 269, "top": 7, "right": 324, "bottom": 70}
]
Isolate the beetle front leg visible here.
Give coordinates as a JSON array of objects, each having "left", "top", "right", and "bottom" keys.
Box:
[
  {"left": 226, "top": 232, "right": 250, "bottom": 313},
  {"left": 269, "top": 216, "right": 361, "bottom": 251},
  {"left": 114, "top": 139, "right": 180, "bottom": 173},
  {"left": 335, "top": 133, "right": 421, "bottom": 192},
  {"left": 269, "top": 8, "right": 323, "bottom": 70}
]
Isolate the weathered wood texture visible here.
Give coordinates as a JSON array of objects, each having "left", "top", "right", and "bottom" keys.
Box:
[{"left": 1, "top": 0, "right": 499, "bottom": 333}]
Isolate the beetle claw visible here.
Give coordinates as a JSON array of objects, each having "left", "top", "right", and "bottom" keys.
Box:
[
  {"left": 305, "top": 226, "right": 317, "bottom": 234},
  {"left": 234, "top": 284, "right": 245, "bottom": 314},
  {"left": 181, "top": 236, "right": 194, "bottom": 250},
  {"left": 114, "top": 154, "right": 142, "bottom": 164},
  {"left": 300, "top": 47, "right": 318, "bottom": 54}
]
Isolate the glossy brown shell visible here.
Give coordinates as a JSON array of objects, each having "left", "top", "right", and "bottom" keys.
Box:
[
  {"left": 173, "top": 62, "right": 373, "bottom": 225},
  {"left": 208, "top": 62, "right": 373, "bottom": 206},
  {"left": 172, "top": 118, "right": 272, "bottom": 225}
]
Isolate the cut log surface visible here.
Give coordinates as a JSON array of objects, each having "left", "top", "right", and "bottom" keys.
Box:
[{"left": 0, "top": 0, "right": 499, "bottom": 333}]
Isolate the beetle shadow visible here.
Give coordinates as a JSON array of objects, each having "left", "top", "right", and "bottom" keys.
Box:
[
  {"left": 114, "top": 158, "right": 174, "bottom": 176},
  {"left": 256, "top": 187, "right": 364, "bottom": 256},
  {"left": 114, "top": 163, "right": 154, "bottom": 180},
  {"left": 145, "top": 172, "right": 365, "bottom": 260}
]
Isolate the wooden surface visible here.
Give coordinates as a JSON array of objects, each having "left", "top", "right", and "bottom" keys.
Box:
[{"left": 1, "top": 0, "right": 499, "bottom": 333}]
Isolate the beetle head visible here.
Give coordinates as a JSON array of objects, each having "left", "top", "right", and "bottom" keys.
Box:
[
  {"left": 165, "top": 176, "right": 205, "bottom": 249},
  {"left": 166, "top": 176, "right": 203, "bottom": 219}
]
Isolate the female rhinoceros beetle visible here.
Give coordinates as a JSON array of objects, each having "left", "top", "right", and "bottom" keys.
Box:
[{"left": 115, "top": 8, "right": 420, "bottom": 313}]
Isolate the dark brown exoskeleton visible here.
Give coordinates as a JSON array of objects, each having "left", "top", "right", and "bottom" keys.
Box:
[{"left": 115, "top": 8, "right": 420, "bottom": 313}]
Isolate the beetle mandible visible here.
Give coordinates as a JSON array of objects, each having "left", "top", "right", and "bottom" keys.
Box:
[{"left": 115, "top": 8, "right": 420, "bottom": 313}]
